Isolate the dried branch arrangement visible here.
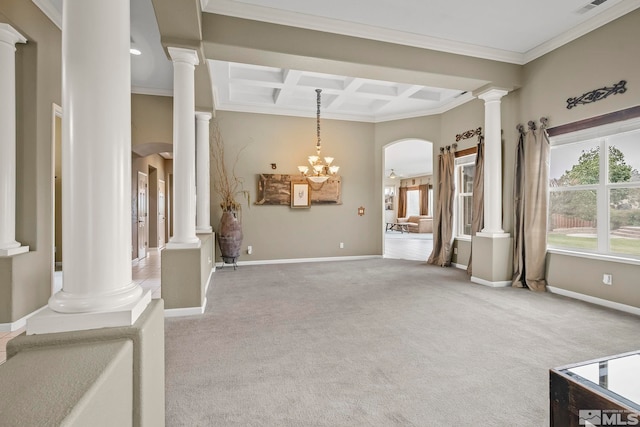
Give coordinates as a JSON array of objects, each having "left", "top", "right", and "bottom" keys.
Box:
[{"left": 210, "top": 119, "right": 250, "bottom": 212}]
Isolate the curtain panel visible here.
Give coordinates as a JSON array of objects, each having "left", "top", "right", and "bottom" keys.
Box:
[
  {"left": 427, "top": 150, "right": 455, "bottom": 266},
  {"left": 512, "top": 122, "right": 549, "bottom": 291},
  {"left": 419, "top": 184, "right": 429, "bottom": 215},
  {"left": 467, "top": 137, "right": 484, "bottom": 275},
  {"left": 398, "top": 187, "right": 407, "bottom": 219}
]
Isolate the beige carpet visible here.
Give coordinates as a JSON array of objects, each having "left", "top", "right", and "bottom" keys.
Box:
[{"left": 165, "top": 258, "right": 640, "bottom": 426}]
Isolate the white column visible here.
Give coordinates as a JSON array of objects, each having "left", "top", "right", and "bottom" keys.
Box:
[
  {"left": 196, "top": 111, "right": 213, "bottom": 233},
  {"left": 46, "top": 0, "right": 146, "bottom": 316},
  {"left": 478, "top": 88, "right": 509, "bottom": 236},
  {"left": 167, "top": 47, "right": 200, "bottom": 248},
  {"left": 0, "top": 24, "right": 28, "bottom": 257}
]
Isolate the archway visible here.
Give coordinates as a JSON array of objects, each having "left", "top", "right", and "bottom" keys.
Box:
[{"left": 383, "top": 139, "right": 434, "bottom": 261}]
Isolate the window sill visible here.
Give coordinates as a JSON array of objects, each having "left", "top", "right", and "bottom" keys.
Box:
[{"left": 547, "top": 248, "right": 640, "bottom": 266}]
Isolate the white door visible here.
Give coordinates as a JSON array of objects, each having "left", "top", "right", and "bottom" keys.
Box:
[
  {"left": 138, "top": 172, "right": 148, "bottom": 259},
  {"left": 158, "top": 179, "right": 166, "bottom": 248}
]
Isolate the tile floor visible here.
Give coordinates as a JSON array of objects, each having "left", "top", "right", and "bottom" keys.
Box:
[
  {"left": 384, "top": 230, "right": 434, "bottom": 261},
  {"left": 0, "top": 250, "right": 162, "bottom": 365}
]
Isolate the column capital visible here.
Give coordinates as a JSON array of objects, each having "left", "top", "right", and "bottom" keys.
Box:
[
  {"left": 195, "top": 111, "right": 212, "bottom": 121},
  {"left": 478, "top": 88, "right": 509, "bottom": 103},
  {"left": 167, "top": 47, "right": 199, "bottom": 66},
  {"left": 0, "top": 23, "right": 27, "bottom": 46}
]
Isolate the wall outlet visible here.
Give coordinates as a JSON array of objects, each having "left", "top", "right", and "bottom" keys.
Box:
[
  {"left": 247, "top": 245, "right": 252, "bottom": 255},
  {"left": 339, "top": 242, "right": 344, "bottom": 249},
  {"left": 453, "top": 247, "right": 458, "bottom": 254},
  {"left": 603, "top": 273, "right": 613, "bottom": 285}
]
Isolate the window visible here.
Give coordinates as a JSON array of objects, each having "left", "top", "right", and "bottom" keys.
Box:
[
  {"left": 549, "top": 123, "right": 640, "bottom": 259},
  {"left": 455, "top": 154, "right": 476, "bottom": 238},
  {"left": 406, "top": 189, "right": 420, "bottom": 216}
]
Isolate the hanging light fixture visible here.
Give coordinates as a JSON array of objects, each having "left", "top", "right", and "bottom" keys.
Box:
[
  {"left": 389, "top": 169, "right": 397, "bottom": 179},
  {"left": 298, "top": 89, "right": 339, "bottom": 184}
]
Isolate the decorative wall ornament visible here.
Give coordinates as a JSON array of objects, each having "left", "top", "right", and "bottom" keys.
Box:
[
  {"left": 566, "top": 80, "right": 627, "bottom": 109},
  {"left": 455, "top": 127, "right": 482, "bottom": 142}
]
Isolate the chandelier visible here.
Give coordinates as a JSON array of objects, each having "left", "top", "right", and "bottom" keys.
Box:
[{"left": 298, "top": 89, "right": 339, "bottom": 184}]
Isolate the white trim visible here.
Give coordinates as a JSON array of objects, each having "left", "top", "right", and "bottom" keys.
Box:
[
  {"left": 548, "top": 286, "right": 640, "bottom": 317},
  {"left": 547, "top": 248, "right": 640, "bottom": 266},
  {"left": 204, "top": 267, "right": 214, "bottom": 295},
  {"left": 164, "top": 299, "right": 207, "bottom": 318},
  {"left": 217, "top": 255, "right": 382, "bottom": 268},
  {"left": 452, "top": 263, "right": 467, "bottom": 270},
  {"left": 549, "top": 116, "right": 640, "bottom": 146},
  {"left": 470, "top": 276, "right": 512, "bottom": 287},
  {"left": 0, "top": 305, "right": 48, "bottom": 333}
]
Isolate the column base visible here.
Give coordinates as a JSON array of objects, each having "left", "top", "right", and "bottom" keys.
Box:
[
  {"left": 196, "top": 226, "right": 212, "bottom": 234},
  {"left": 166, "top": 238, "right": 202, "bottom": 249},
  {"left": 0, "top": 245, "right": 29, "bottom": 256},
  {"left": 471, "top": 233, "right": 513, "bottom": 285},
  {"left": 27, "top": 290, "right": 151, "bottom": 335}
]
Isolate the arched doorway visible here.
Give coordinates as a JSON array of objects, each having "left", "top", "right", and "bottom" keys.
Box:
[{"left": 383, "top": 139, "right": 434, "bottom": 261}]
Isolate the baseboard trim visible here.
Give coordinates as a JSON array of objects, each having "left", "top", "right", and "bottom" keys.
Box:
[
  {"left": 453, "top": 263, "right": 467, "bottom": 270},
  {"left": 217, "top": 255, "right": 382, "bottom": 268},
  {"left": 470, "top": 276, "right": 512, "bottom": 288},
  {"left": 0, "top": 305, "right": 48, "bottom": 332},
  {"left": 548, "top": 286, "right": 640, "bottom": 317},
  {"left": 164, "top": 298, "right": 207, "bottom": 318},
  {"left": 204, "top": 268, "right": 214, "bottom": 295}
]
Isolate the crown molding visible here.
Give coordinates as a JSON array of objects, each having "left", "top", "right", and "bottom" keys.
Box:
[
  {"left": 202, "top": 0, "right": 524, "bottom": 64},
  {"left": 31, "top": 0, "right": 62, "bottom": 30},
  {"left": 131, "top": 86, "right": 173, "bottom": 97},
  {"left": 523, "top": 0, "right": 640, "bottom": 63}
]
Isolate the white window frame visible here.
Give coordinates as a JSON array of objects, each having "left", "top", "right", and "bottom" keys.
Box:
[
  {"left": 455, "top": 154, "right": 476, "bottom": 239},
  {"left": 548, "top": 117, "right": 640, "bottom": 261}
]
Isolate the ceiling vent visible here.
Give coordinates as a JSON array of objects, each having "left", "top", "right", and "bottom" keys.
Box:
[{"left": 576, "top": 0, "right": 608, "bottom": 14}]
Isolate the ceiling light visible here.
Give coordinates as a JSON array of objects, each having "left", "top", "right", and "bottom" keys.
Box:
[
  {"left": 389, "top": 169, "right": 397, "bottom": 179},
  {"left": 298, "top": 89, "right": 339, "bottom": 184},
  {"left": 130, "top": 48, "right": 142, "bottom": 56}
]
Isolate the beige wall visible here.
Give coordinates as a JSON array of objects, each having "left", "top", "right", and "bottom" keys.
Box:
[
  {"left": 215, "top": 111, "right": 380, "bottom": 260},
  {"left": 131, "top": 94, "right": 173, "bottom": 148},
  {"left": 517, "top": 10, "right": 640, "bottom": 307},
  {"left": 0, "top": 3, "right": 62, "bottom": 323}
]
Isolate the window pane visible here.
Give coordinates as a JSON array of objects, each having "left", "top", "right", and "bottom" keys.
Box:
[
  {"left": 607, "top": 130, "right": 640, "bottom": 183},
  {"left": 406, "top": 190, "right": 420, "bottom": 216},
  {"left": 462, "top": 195, "right": 472, "bottom": 236},
  {"left": 548, "top": 190, "right": 597, "bottom": 250},
  {"left": 609, "top": 188, "right": 640, "bottom": 257},
  {"left": 550, "top": 140, "right": 600, "bottom": 186},
  {"left": 462, "top": 164, "right": 475, "bottom": 193}
]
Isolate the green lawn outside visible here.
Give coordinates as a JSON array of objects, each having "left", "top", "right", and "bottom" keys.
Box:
[{"left": 547, "top": 233, "right": 640, "bottom": 256}]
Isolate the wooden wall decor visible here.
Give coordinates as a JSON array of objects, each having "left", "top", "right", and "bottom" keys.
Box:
[
  {"left": 566, "top": 80, "right": 627, "bottom": 109},
  {"left": 256, "top": 174, "right": 342, "bottom": 205}
]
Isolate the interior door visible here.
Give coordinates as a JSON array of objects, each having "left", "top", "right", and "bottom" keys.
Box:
[
  {"left": 158, "top": 179, "right": 166, "bottom": 248},
  {"left": 138, "top": 172, "right": 148, "bottom": 259}
]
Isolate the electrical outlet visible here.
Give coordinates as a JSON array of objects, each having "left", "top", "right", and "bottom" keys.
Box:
[
  {"left": 247, "top": 245, "right": 252, "bottom": 255},
  {"left": 603, "top": 273, "right": 612, "bottom": 285},
  {"left": 453, "top": 247, "right": 458, "bottom": 254},
  {"left": 340, "top": 242, "right": 344, "bottom": 249}
]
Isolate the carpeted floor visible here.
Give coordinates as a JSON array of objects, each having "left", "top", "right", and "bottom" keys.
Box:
[{"left": 165, "top": 258, "right": 640, "bottom": 426}]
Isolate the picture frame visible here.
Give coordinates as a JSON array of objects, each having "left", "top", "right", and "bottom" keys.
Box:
[{"left": 291, "top": 182, "right": 311, "bottom": 208}]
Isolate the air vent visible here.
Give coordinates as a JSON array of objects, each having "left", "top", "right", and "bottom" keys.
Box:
[{"left": 576, "top": 0, "right": 608, "bottom": 14}]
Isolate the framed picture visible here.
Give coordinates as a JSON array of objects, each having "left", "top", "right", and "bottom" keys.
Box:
[{"left": 291, "top": 182, "right": 311, "bottom": 208}]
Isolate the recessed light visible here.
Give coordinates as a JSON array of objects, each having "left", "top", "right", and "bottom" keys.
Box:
[{"left": 130, "top": 48, "right": 142, "bottom": 56}]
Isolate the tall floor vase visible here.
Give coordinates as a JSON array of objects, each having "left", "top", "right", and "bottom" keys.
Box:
[{"left": 218, "top": 210, "right": 242, "bottom": 269}]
